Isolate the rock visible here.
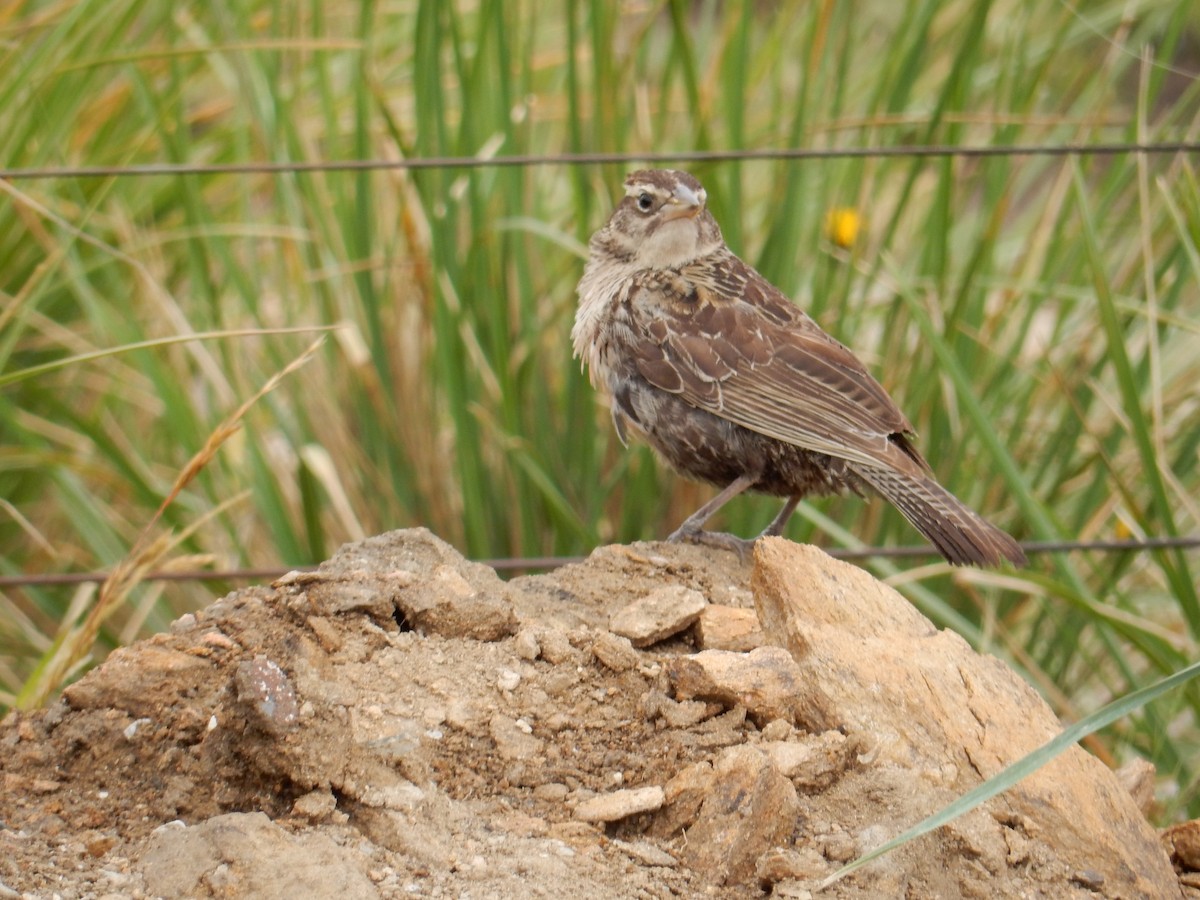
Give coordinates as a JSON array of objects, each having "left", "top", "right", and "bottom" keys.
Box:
[
  {"left": 396, "top": 564, "right": 517, "bottom": 641},
  {"left": 355, "top": 779, "right": 424, "bottom": 811},
  {"left": 489, "top": 713, "right": 544, "bottom": 760},
  {"left": 1, "top": 533, "right": 1186, "bottom": 900},
  {"left": 681, "top": 745, "right": 800, "bottom": 884},
  {"left": 138, "top": 811, "right": 377, "bottom": 900},
  {"left": 591, "top": 631, "right": 641, "bottom": 672},
  {"left": 761, "top": 731, "right": 858, "bottom": 791},
  {"left": 84, "top": 832, "right": 118, "bottom": 857},
  {"left": 496, "top": 668, "right": 521, "bottom": 691},
  {"left": 62, "top": 642, "right": 214, "bottom": 719},
  {"left": 574, "top": 786, "right": 665, "bottom": 823},
  {"left": 1117, "top": 756, "right": 1157, "bottom": 817},
  {"left": 304, "top": 577, "right": 397, "bottom": 620},
  {"left": 760, "top": 718, "right": 792, "bottom": 741},
  {"left": 756, "top": 846, "right": 831, "bottom": 884},
  {"left": 347, "top": 805, "right": 454, "bottom": 866},
  {"left": 331, "top": 528, "right": 518, "bottom": 640},
  {"left": 751, "top": 537, "right": 1182, "bottom": 899},
  {"left": 610, "top": 585, "right": 707, "bottom": 647},
  {"left": 652, "top": 761, "right": 714, "bottom": 837},
  {"left": 665, "top": 646, "right": 813, "bottom": 727},
  {"left": 1070, "top": 869, "right": 1107, "bottom": 891},
  {"left": 306, "top": 615, "right": 345, "bottom": 652},
  {"left": 292, "top": 789, "right": 338, "bottom": 822},
  {"left": 536, "top": 628, "right": 581, "bottom": 664},
  {"left": 694, "top": 604, "right": 764, "bottom": 652},
  {"left": 1164, "top": 820, "right": 1200, "bottom": 871},
  {"left": 444, "top": 697, "right": 486, "bottom": 730},
  {"left": 235, "top": 657, "right": 299, "bottom": 735},
  {"left": 532, "top": 782, "right": 569, "bottom": 802},
  {"left": 513, "top": 627, "right": 541, "bottom": 660},
  {"left": 643, "top": 690, "right": 715, "bottom": 729}
]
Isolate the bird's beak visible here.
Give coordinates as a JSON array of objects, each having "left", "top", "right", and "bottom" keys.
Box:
[{"left": 662, "top": 183, "right": 706, "bottom": 221}]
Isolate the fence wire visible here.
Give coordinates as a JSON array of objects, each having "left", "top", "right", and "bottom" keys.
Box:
[
  {"left": 3, "top": 141, "right": 1198, "bottom": 181},
  {"left": 1, "top": 536, "right": 1196, "bottom": 587}
]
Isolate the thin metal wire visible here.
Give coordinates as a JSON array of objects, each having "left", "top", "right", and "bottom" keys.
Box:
[
  {"left": 2, "top": 141, "right": 1198, "bottom": 181},
  {"left": 0, "top": 536, "right": 1195, "bottom": 587}
]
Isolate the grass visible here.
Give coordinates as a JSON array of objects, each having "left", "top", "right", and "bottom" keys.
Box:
[{"left": 1, "top": 0, "right": 1198, "bottom": 817}]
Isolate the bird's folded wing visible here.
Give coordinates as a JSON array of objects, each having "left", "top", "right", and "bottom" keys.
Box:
[{"left": 630, "top": 276, "right": 929, "bottom": 475}]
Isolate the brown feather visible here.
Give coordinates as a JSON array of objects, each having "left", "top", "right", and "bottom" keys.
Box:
[{"left": 631, "top": 249, "right": 924, "bottom": 475}]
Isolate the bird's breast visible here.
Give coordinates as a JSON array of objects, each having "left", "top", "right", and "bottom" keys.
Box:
[{"left": 574, "top": 260, "right": 637, "bottom": 384}]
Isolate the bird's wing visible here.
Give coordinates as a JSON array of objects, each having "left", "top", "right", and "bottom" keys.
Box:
[{"left": 627, "top": 254, "right": 931, "bottom": 475}]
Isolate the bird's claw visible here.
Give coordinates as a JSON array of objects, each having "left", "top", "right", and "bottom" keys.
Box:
[{"left": 667, "top": 526, "right": 755, "bottom": 563}]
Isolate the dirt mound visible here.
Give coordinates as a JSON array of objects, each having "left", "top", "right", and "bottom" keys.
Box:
[{"left": 0, "top": 529, "right": 1187, "bottom": 898}]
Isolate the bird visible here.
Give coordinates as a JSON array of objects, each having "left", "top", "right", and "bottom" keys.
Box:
[{"left": 572, "top": 168, "right": 1026, "bottom": 567}]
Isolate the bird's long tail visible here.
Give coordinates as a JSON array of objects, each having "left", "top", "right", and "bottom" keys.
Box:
[{"left": 853, "top": 465, "right": 1026, "bottom": 567}]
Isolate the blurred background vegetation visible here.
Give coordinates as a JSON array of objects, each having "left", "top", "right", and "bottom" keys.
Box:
[{"left": 1, "top": 0, "right": 1198, "bottom": 816}]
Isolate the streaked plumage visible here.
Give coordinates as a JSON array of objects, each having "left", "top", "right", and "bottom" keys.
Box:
[{"left": 573, "top": 168, "right": 1025, "bottom": 567}]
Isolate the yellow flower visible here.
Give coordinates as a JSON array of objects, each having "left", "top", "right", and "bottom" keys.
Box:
[{"left": 824, "top": 207, "right": 862, "bottom": 249}]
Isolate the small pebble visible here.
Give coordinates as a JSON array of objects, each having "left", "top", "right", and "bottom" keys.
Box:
[
  {"left": 533, "top": 783, "right": 569, "bottom": 802},
  {"left": 574, "top": 786, "right": 664, "bottom": 823},
  {"left": 1070, "top": 870, "right": 1105, "bottom": 891},
  {"left": 123, "top": 718, "right": 151, "bottom": 741},
  {"left": 761, "top": 719, "right": 792, "bottom": 742},
  {"left": 513, "top": 628, "right": 541, "bottom": 660}
]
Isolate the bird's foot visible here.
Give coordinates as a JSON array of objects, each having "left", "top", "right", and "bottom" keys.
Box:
[{"left": 667, "top": 525, "right": 755, "bottom": 562}]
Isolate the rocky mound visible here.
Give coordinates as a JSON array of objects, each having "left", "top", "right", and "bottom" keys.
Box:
[{"left": 0, "top": 530, "right": 1190, "bottom": 898}]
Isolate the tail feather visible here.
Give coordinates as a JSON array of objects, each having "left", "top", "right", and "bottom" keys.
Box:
[{"left": 854, "top": 465, "right": 1026, "bottom": 567}]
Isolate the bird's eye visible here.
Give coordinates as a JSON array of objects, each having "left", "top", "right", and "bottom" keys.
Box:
[{"left": 636, "top": 192, "right": 654, "bottom": 212}]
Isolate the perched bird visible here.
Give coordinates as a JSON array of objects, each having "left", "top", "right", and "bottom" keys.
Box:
[{"left": 573, "top": 168, "right": 1025, "bottom": 567}]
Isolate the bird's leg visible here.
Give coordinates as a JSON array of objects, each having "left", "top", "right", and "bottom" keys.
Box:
[
  {"left": 759, "top": 495, "right": 801, "bottom": 538},
  {"left": 668, "top": 473, "right": 757, "bottom": 539},
  {"left": 667, "top": 473, "right": 758, "bottom": 557}
]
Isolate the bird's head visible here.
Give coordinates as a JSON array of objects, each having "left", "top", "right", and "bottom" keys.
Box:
[{"left": 596, "top": 169, "right": 724, "bottom": 269}]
